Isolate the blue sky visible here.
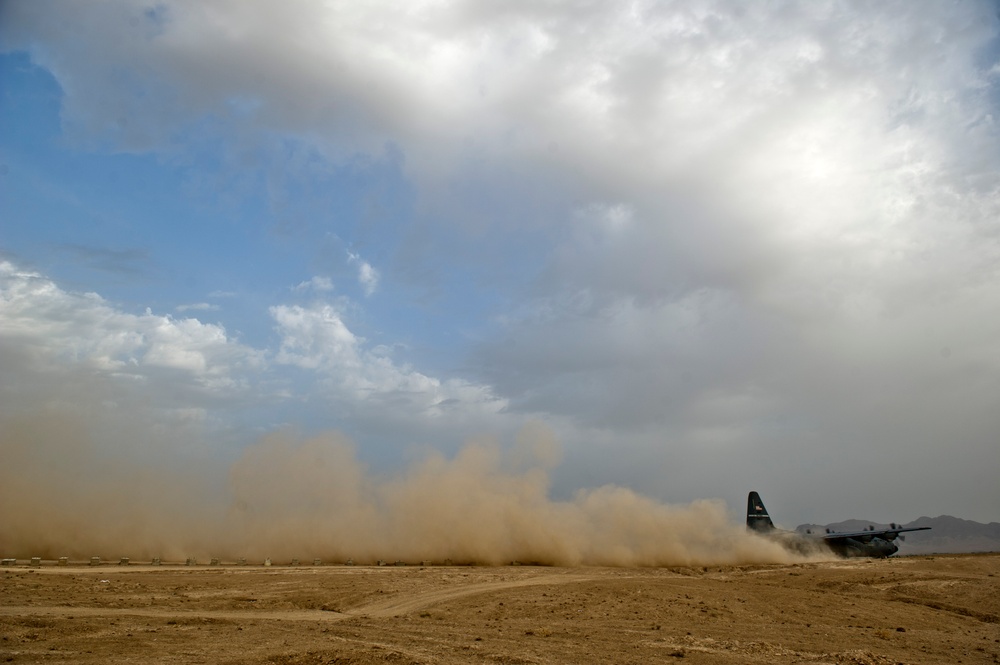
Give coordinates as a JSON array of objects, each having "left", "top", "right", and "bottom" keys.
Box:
[{"left": 2, "top": 0, "right": 999, "bottom": 537}]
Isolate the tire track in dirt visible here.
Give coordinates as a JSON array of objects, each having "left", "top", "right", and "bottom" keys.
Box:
[
  {"left": 0, "top": 605, "right": 348, "bottom": 622},
  {"left": 888, "top": 595, "right": 1000, "bottom": 623},
  {"left": 0, "top": 572, "right": 599, "bottom": 623},
  {"left": 351, "top": 572, "right": 599, "bottom": 617}
]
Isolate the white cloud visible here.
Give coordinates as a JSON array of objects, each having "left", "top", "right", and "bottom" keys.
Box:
[
  {"left": 0, "top": 261, "right": 263, "bottom": 393},
  {"left": 293, "top": 276, "right": 334, "bottom": 293},
  {"left": 347, "top": 251, "right": 379, "bottom": 296},
  {"left": 176, "top": 302, "right": 219, "bottom": 312},
  {"left": 271, "top": 302, "right": 504, "bottom": 420},
  {"left": 357, "top": 262, "right": 378, "bottom": 296},
  {"left": 271, "top": 303, "right": 358, "bottom": 371},
  {"left": 1, "top": 261, "right": 509, "bottom": 445}
]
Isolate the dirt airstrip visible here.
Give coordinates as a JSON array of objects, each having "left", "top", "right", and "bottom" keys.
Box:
[{"left": 1, "top": 554, "right": 998, "bottom": 664}]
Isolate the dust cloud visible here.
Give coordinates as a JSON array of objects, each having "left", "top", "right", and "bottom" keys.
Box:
[
  {"left": 0, "top": 409, "right": 224, "bottom": 561},
  {"left": 0, "top": 409, "right": 807, "bottom": 566}
]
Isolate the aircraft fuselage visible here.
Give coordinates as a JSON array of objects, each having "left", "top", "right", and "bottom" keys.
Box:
[{"left": 824, "top": 536, "right": 898, "bottom": 558}]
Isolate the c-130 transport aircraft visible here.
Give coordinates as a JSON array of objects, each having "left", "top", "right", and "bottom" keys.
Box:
[{"left": 746, "top": 491, "right": 931, "bottom": 558}]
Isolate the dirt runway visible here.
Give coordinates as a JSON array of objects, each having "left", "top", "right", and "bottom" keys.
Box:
[{"left": 2, "top": 554, "right": 998, "bottom": 664}]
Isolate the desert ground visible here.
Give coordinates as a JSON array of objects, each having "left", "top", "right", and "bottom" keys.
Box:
[{"left": 1, "top": 554, "right": 998, "bottom": 664}]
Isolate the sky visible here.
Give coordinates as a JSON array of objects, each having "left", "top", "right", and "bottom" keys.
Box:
[{"left": 1, "top": 0, "right": 999, "bottom": 535}]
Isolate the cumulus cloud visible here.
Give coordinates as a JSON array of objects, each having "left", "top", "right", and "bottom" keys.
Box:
[
  {"left": 0, "top": 261, "right": 504, "bottom": 440},
  {"left": 0, "top": 261, "right": 262, "bottom": 392},
  {"left": 271, "top": 303, "right": 358, "bottom": 371},
  {"left": 0, "top": 261, "right": 506, "bottom": 446},
  {"left": 271, "top": 301, "right": 504, "bottom": 422}
]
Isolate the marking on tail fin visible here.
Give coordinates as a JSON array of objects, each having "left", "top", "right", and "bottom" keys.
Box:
[{"left": 746, "top": 491, "right": 775, "bottom": 532}]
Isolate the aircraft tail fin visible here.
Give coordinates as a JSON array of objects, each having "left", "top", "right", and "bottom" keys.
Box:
[{"left": 747, "top": 491, "right": 775, "bottom": 533}]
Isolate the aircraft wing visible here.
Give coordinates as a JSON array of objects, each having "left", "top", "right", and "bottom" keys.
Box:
[{"left": 822, "top": 526, "right": 930, "bottom": 542}]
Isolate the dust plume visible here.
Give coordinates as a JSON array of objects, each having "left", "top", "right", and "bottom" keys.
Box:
[
  {"left": 0, "top": 410, "right": 223, "bottom": 561},
  {"left": 0, "top": 401, "right": 809, "bottom": 565}
]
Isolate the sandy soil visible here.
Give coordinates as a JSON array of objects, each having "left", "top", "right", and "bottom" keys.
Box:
[{"left": 2, "top": 554, "right": 998, "bottom": 664}]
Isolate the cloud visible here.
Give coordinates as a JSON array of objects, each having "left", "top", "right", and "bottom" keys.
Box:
[
  {"left": 6, "top": 1, "right": 995, "bottom": 297},
  {"left": 293, "top": 276, "right": 335, "bottom": 293},
  {"left": 175, "top": 302, "right": 219, "bottom": 312},
  {"left": 0, "top": 261, "right": 263, "bottom": 393},
  {"left": 271, "top": 301, "right": 504, "bottom": 422},
  {"left": 271, "top": 303, "right": 357, "bottom": 371},
  {"left": 2, "top": 1, "right": 999, "bottom": 523},
  {"left": 348, "top": 251, "right": 379, "bottom": 296},
  {"left": 1, "top": 260, "right": 508, "bottom": 442}
]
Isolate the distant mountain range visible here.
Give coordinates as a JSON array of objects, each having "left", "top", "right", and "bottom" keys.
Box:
[{"left": 795, "top": 515, "right": 1000, "bottom": 555}]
